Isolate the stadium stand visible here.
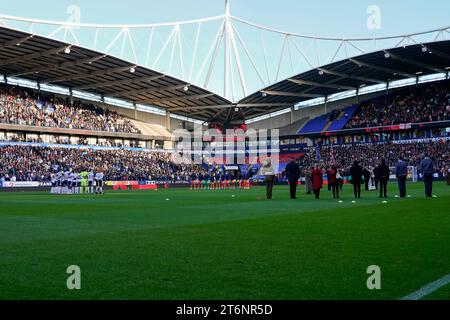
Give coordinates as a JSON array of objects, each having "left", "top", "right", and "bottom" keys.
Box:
[
  {"left": 298, "top": 80, "right": 450, "bottom": 134},
  {"left": 345, "top": 81, "right": 450, "bottom": 129},
  {"left": 298, "top": 140, "right": 449, "bottom": 174},
  {"left": 326, "top": 105, "right": 359, "bottom": 131},
  {"left": 0, "top": 145, "right": 205, "bottom": 182},
  {"left": 0, "top": 133, "right": 448, "bottom": 185},
  {"left": 0, "top": 84, "right": 141, "bottom": 134},
  {"left": 298, "top": 105, "right": 359, "bottom": 134},
  {"left": 299, "top": 113, "right": 330, "bottom": 134},
  {"left": 279, "top": 117, "right": 309, "bottom": 136}
]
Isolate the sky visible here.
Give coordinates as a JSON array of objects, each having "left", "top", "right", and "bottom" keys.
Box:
[
  {"left": 0, "top": 0, "right": 449, "bottom": 100},
  {"left": 1, "top": 0, "right": 448, "bottom": 37}
]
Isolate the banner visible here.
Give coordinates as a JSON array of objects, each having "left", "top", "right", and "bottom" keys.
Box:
[
  {"left": 1, "top": 181, "right": 40, "bottom": 188},
  {"left": 145, "top": 180, "right": 189, "bottom": 185},
  {"left": 105, "top": 181, "right": 139, "bottom": 186}
]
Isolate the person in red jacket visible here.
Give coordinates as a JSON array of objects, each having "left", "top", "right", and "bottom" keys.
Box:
[
  {"left": 312, "top": 164, "right": 324, "bottom": 200},
  {"left": 327, "top": 164, "right": 339, "bottom": 199}
]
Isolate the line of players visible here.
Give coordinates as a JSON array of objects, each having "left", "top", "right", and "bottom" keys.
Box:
[
  {"left": 190, "top": 173, "right": 250, "bottom": 190},
  {"left": 50, "top": 169, "right": 104, "bottom": 195}
]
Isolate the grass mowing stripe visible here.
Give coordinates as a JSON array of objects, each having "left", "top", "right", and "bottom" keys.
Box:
[
  {"left": 0, "top": 182, "right": 448, "bottom": 299},
  {"left": 400, "top": 274, "right": 450, "bottom": 300}
]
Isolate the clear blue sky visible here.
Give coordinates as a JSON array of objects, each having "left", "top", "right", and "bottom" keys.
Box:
[
  {"left": 0, "top": 0, "right": 448, "bottom": 99},
  {"left": 1, "top": 0, "right": 448, "bottom": 37}
]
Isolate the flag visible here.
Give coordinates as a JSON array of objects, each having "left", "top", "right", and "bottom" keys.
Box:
[{"left": 315, "top": 144, "right": 321, "bottom": 161}]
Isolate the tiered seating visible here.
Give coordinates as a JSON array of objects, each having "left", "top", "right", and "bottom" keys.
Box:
[
  {"left": 299, "top": 105, "right": 358, "bottom": 134},
  {"left": 327, "top": 105, "right": 359, "bottom": 131},
  {"left": 299, "top": 113, "right": 330, "bottom": 134}
]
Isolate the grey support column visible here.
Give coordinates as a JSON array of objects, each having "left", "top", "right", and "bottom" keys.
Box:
[{"left": 165, "top": 111, "right": 171, "bottom": 131}]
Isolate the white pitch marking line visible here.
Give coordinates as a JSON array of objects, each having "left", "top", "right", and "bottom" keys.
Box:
[{"left": 400, "top": 273, "right": 450, "bottom": 300}]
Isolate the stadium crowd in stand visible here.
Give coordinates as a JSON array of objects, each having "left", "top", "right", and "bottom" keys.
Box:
[
  {"left": 1, "top": 140, "right": 447, "bottom": 182},
  {"left": 0, "top": 146, "right": 206, "bottom": 182},
  {"left": 345, "top": 81, "right": 450, "bottom": 129},
  {"left": 0, "top": 84, "right": 141, "bottom": 134},
  {"left": 299, "top": 140, "right": 449, "bottom": 174}
]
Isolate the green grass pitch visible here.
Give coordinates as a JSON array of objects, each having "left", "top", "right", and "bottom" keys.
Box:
[{"left": 0, "top": 182, "right": 449, "bottom": 300}]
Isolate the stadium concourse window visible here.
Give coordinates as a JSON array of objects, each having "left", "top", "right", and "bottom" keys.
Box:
[
  {"left": 154, "top": 140, "right": 165, "bottom": 149},
  {"left": 136, "top": 104, "right": 166, "bottom": 116}
]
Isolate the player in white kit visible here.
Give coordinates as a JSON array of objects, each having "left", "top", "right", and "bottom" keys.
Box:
[
  {"left": 95, "top": 170, "right": 104, "bottom": 194},
  {"left": 88, "top": 171, "right": 94, "bottom": 194}
]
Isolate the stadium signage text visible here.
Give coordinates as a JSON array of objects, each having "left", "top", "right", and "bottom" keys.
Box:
[
  {"left": 176, "top": 304, "right": 273, "bottom": 317},
  {"left": 0, "top": 181, "right": 52, "bottom": 188}
]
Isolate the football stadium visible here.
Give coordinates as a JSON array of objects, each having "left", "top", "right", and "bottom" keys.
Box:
[{"left": 0, "top": 0, "right": 449, "bottom": 307}]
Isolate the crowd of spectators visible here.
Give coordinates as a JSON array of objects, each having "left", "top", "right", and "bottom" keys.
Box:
[
  {"left": 299, "top": 140, "right": 449, "bottom": 174},
  {"left": 1, "top": 139, "right": 447, "bottom": 182},
  {"left": 345, "top": 81, "right": 450, "bottom": 129},
  {"left": 0, "top": 84, "right": 141, "bottom": 134},
  {"left": 0, "top": 146, "right": 206, "bottom": 182}
]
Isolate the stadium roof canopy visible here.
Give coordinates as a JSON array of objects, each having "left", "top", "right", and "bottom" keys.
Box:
[
  {"left": 0, "top": 26, "right": 232, "bottom": 123},
  {"left": 240, "top": 40, "right": 450, "bottom": 119},
  {"left": 1, "top": 25, "right": 450, "bottom": 124}
]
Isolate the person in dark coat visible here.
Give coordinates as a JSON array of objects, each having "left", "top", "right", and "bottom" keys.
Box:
[
  {"left": 373, "top": 165, "right": 379, "bottom": 190},
  {"left": 420, "top": 153, "right": 435, "bottom": 197},
  {"left": 327, "top": 165, "right": 339, "bottom": 199},
  {"left": 311, "top": 164, "right": 324, "bottom": 200},
  {"left": 350, "top": 161, "right": 363, "bottom": 199},
  {"left": 395, "top": 157, "right": 408, "bottom": 198},
  {"left": 363, "top": 167, "right": 371, "bottom": 191},
  {"left": 285, "top": 160, "right": 301, "bottom": 199},
  {"left": 378, "top": 159, "right": 390, "bottom": 198}
]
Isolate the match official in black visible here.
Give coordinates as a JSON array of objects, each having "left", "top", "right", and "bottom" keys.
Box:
[{"left": 285, "top": 160, "right": 300, "bottom": 199}]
